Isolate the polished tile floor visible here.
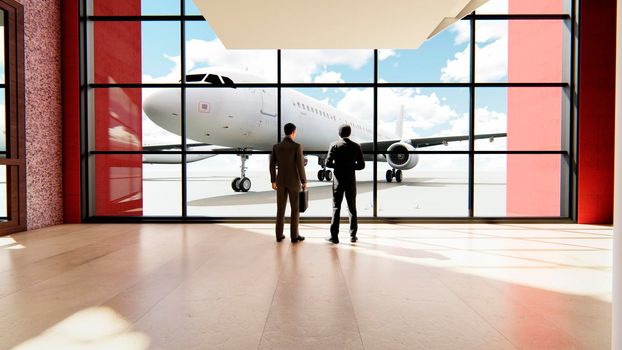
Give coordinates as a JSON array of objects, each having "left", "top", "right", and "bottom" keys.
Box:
[{"left": 0, "top": 223, "right": 612, "bottom": 349}]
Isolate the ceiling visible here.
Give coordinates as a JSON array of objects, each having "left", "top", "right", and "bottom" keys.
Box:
[{"left": 192, "top": 0, "right": 489, "bottom": 49}]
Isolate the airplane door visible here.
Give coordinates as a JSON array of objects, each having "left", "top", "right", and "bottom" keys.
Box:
[{"left": 260, "top": 89, "right": 276, "bottom": 117}]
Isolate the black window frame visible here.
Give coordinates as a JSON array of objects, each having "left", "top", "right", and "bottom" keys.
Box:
[{"left": 81, "top": 0, "right": 579, "bottom": 223}]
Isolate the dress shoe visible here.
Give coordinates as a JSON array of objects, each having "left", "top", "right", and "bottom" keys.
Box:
[
  {"left": 350, "top": 236, "right": 358, "bottom": 243},
  {"left": 325, "top": 237, "right": 339, "bottom": 244},
  {"left": 292, "top": 235, "right": 305, "bottom": 243},
  {"left": 276, "top": 235, "right": 285, "bottom": 242}
]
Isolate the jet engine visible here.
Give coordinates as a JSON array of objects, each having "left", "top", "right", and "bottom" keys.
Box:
[{"left": 387, "top": 142, "right": 419, "bottom": 170}]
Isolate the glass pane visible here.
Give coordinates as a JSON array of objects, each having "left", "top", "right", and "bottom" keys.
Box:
[
  {"left": 475, "top": 20, "right": 566, "bottom": 83},
  {"left": 377, "top": 154, "right": 469, "bottom": 217},
  {"left": 93, "top": 155, "right": 182, "bottom": 216},
  {"left": 282, "top": 88, "right": 373, "bottom": 153},
  {"left": 92, "top": 154, "right": 144, "bottom": 216},
  {"left": 0, "top": 165, "right": 6, "bottom": 220},
  {"left": 475, "top": 154, "right": 567, "bottom": 217},
  {"left": 185, "top": 0, "right": 201, "bottom": 15},
  {"left": 187, "top": 154, "right": 272, "bottom": 217},
  {"left": 476, "top": 87, "right": 567, "bottom": 151},
  {"left": 143, "top": 163, "right": 182, "bottom": 216},
  {"left": 281, "top": 50, "right": 373, "bottom": 83},
  {"left": 92, "top": 22, "right": 180, "bottom": 84},
  {"left": 0, "top": 14, "right": 4, "bottom": 84},
  {"left": 476, "top": 0, "right": 569, "bottom": 14},
  {"left": 379, "top": 21, "right": 470, "bottom": 83},
  {"left": 379, "top": 88, "right": 470, "bottom": 151},
  {"left": 0, "top": 89, "right": 5, "bottom": 157},
  {"left": 90, "top": 0, "right": 180, "bottom": 16},
  {"left": 185, "top": 87, "right": 277, "bottom": 148},
  {"left": 92, "top": 88, "right": 181, "bottom": 151},
  {"left": 185, "top": 21, "right": 277, "bottom": 83}
]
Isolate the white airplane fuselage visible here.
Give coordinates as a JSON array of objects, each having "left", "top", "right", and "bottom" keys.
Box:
[{"left": 143, "top": 69, "right": 396, "bottom": 152}]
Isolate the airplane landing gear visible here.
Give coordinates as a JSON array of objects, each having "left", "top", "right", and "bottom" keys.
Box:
[
  {"left": 385, "top": 169, "right": 402, "bottom": 183},
  {"left": 317, "top": 157, "right": 332, "bottom": 182},
  {"left": 317, "top": 169, "right": 332, "bottom": 182},
  {"left": 232, "top": 154, "right": 252, "bottom": 192}
]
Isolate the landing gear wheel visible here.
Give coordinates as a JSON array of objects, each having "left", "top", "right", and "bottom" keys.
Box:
[
  {"left": 325, "top": 170, "right": 333, "bottom": 181},
  {"left": 232, "top": 177, "right": 242, "bottom": 192},
  {"left": 395, "top": 170, "right": 403, "bottom": 183},
  {"left": 318, "top": 170, "right": 326, "bottom": 181},
  {"left": 239, "top": 177, "right": 252, "bottom": 192},
  {"left": 385, "top": 169, "right": 393, "bottom": 183}
]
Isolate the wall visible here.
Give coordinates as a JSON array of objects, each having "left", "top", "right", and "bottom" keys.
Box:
[
  {"left": 506, "top": 0, "right": 564, "bottom": 217},
  {"left": 577, "top": 0, "right": 617, "bottom": 224},
  {"left": 13, "top": 0, "right": 63, "bottom": 229}
]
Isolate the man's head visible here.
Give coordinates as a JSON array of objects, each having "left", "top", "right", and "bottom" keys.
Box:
[
  {"left": 284, "top": 123, "right": 297, "bottom": 139},
  {"left": 339, "top": 124, "right": 351, "bottom": 138}
]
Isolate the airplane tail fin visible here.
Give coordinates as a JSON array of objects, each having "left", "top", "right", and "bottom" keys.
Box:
[{"left": 396, "top": 105, "right": 404, "bottom": 139}]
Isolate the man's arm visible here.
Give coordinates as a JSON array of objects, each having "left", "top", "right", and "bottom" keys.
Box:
[
  {"left": 326, "top": 143, "right": 335, "bottom": 168},
  {"left": 269, "top": 145, "right": 277, "bottom": 183},
  {"left": 354, "top": 143, "right": 365, "bottom": 170},
  {"left": 296, "top": 144, "right": 307, "bottom": 187}
]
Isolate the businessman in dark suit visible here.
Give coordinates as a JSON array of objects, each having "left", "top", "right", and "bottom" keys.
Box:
[
  {"left": 326, "top": 124, "right": 365, "bottom": 243},
  {"left": 270, "top": 123, "right": 307, "bottom": 243}
]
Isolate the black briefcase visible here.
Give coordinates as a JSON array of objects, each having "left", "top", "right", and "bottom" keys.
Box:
[{"left": 299, "top": 190, "right": 309, "bottom": 213}]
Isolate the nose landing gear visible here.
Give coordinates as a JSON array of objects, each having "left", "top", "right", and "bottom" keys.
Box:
[
  {"left": 385, "top": 169, "right": 403, "bottom": 183},
  {"left": 232, "top": 153, "right": 252, "bottom": 192}
]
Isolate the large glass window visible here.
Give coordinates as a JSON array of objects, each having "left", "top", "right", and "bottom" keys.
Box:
[
  {"left": 83, "top": 0, "right": 575, "bottom": 220},
  {"left": 0, "top": 1, "right": 26, "bottom": 233}
]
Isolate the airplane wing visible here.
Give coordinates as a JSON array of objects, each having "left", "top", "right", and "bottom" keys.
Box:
[
  {"left": 142, "top": 143, "right": 231, "bottom": 164},
  {"left": 359, "top": 133, "right": 507, "bottom": 152},
  {"left": 142, "top": 143, "right": 212, "bottom": 152}
]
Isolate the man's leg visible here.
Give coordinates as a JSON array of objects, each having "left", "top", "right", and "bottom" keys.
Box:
[
  {"left": 330, "top": 185, "right": 345, "bottom": 239},
  {"left": 275, "top": 186, "right": 287, "bottom": 239},
  {"left": 345, "top": 185, "right": 358, "bottom": 238},
  {"left": 287, "top": 186, "right": 300, "bottom": 240}
]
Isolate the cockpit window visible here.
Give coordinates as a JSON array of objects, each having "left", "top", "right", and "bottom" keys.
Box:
[
  {"left": 221, "top": 76, "right": 234, "bottom": 86},
  {"left": 204, "top": 74, "right": 223, "bottom": 85},
  {"left": 185, "top": 74, "right": 206, "bottom": 82}
]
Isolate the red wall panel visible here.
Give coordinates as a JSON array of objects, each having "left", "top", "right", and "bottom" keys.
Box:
[
  {"left": 507, "top": 1, "right": 564, "bottom": 216},
  {"left": 92, "top": 2, "right": 143, "bottom": 216},
  {"left": 61, "top": 0, "right": 80, "bottom": 222},
  {"left": 576, "top": 0, "right": 616, "bottom": 224}
]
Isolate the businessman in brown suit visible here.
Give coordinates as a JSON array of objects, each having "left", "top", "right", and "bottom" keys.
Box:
[{"left": 270, "top": 123, "right": 307, "bottom": 243}]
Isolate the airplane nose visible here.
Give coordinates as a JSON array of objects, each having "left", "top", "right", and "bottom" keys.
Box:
[{"left": 143, "top": 89, "right": 181, "bottom": 121}]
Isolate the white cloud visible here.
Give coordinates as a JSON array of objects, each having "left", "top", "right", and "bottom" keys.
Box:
[
  {"left": 449, "top": 18, "right": 505, "bottom": 45},
  {"left": 281, "top": 49, "right": 372, "bottom": 82},
  {"left": 380, "top": 89, "right": 460, "bottom": 132},
  {"left": 476, "top": 0, "right": 509, "bottom": 14},
  {"left": 449, "top": 21, "right": 471, "bottom": 45},
  {"left": 378, "top": 49, "right": 397, "bottom": 61},
  {"left": 441, "top": 28, "right": 508, "bottom": 82},
  {"left": 313, "top": 70, "right": 345, "bottom": 92}
]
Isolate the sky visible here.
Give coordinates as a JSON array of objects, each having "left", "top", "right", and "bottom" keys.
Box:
[{"left": 107, "top": 0, "right": 565, "bottom": 172}]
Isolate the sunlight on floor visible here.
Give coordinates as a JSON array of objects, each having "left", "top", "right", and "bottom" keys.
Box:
[
  {"left": 0, "top": 237, "right": 25, "bottom": 250},
  {"left": 11, "top": 307, "right": 150, "bottom": 350},
  {"left": 223, "top": 223, "right": 613, "bottom": 302}
]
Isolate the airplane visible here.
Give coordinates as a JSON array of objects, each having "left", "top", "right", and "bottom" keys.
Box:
[{"left": 142, "top": 68, "right": 505, "bottom": 192}]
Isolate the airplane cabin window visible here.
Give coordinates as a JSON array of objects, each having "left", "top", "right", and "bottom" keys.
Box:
[
  {"left": 186, "top": 74, "right": 206, "bottom": 82},
  {"left": 204, "top": 74, "right": 223, "bottom": 85}
]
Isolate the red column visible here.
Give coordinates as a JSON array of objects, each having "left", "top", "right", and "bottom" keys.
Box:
[
  {"left": 577, "top": 0, "right": 616, "bottom": 224},
  {"left": 61, "top": 0, "right": 81, "bottom": 222}
]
